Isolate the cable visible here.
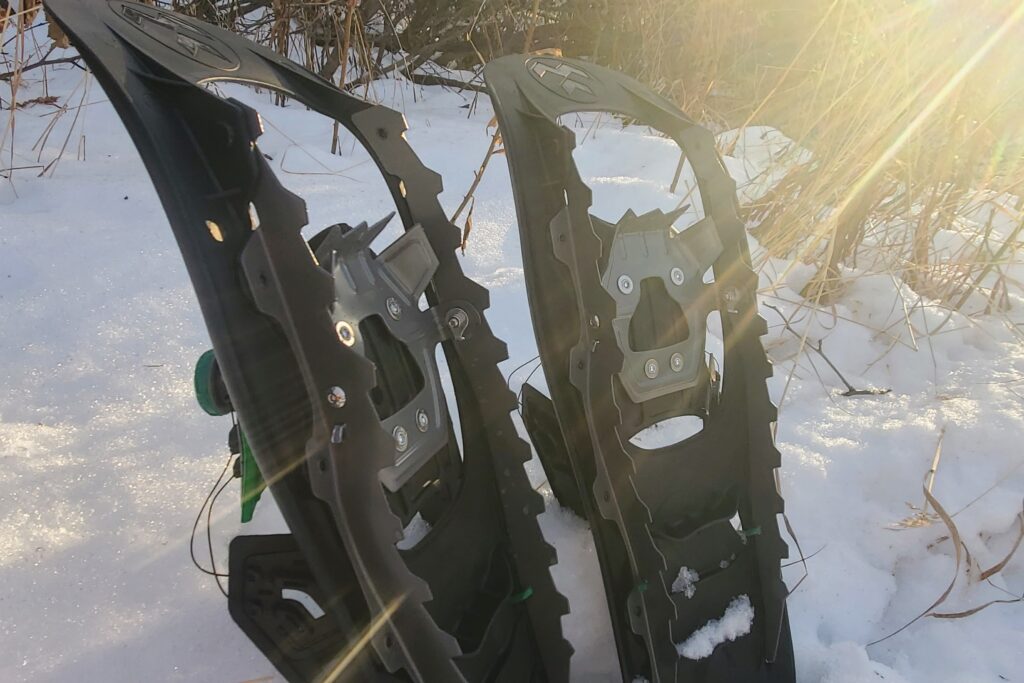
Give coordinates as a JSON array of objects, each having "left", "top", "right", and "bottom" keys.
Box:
[
  {"left": 207, "top": 474, "right": 234, "bottom": 598},
  {"left": 189, "top": 413, "right": 242, "bottom": 599},
  {"left": 189, "top": 449, "right": 233, "bottom": 579}
]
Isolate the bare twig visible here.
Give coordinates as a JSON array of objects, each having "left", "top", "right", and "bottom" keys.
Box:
[{"left": 767, "top": 304, "right": 891, "bottom": 397}]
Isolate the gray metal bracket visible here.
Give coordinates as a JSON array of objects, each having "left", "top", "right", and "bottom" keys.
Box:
[
  {"left": 595, "top": 209, "right": 722, "bottom": 403},
  {"left": 313, "top": 218, "right": 447, "bottom": 493}
]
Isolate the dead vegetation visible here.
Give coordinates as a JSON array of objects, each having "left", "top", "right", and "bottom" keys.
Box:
[{"left": 3, "top": 0, "right": 1024, "bottom": 319}]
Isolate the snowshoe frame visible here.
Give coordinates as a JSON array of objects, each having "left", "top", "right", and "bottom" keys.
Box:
[
  {"left": 484, "top": 55, "right": 796, "bottom": 683},
  {"left": 45, "top": 3, "right": 573, "bottom": 681}
]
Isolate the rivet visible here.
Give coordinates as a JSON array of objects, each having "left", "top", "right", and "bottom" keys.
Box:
[
  {"left": 393, "top": 426, "right": 409, "bottom": 452},
  {"left": 386, "top": 297, "right": 402, "bottom": 320},
  {"left": 617, "top": 275, "right": 634, "bottom": 295},
  {"left": 327, "top": 386, "right": 347, "bottom": 408},
  {"left": 644, "top": 358, "right": 659, "bottom": 379},
  {"left": 670, "top": 267, "right": 684, "bottom": 286},
  {"left": 415, "top": 409, "right": 429, "bottom": 432},
  {"left": 670, "top": 353, "right": 683, "bottom": 372}
]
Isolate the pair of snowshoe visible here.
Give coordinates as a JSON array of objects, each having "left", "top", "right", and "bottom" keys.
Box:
[{"left": 45, "top": 2, "right": 795, "bottom": 681}]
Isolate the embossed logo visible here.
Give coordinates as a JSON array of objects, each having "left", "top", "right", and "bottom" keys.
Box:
[
  {"left": 111, "top": 1, "right": 240, "bottom": 71},
  {"left": 526, "top": 57, "right": 597, "bottom": 104}
]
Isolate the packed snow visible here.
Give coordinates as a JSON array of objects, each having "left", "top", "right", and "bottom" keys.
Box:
[
  {"left": 676, "top": 595, "right": 755, "bottom": 660},
  {"left": 2, "top": 41, "right": 1024, "bottom": 683},
  {"left": 671, "top": 566, "right": 699, "bottom": 599}
]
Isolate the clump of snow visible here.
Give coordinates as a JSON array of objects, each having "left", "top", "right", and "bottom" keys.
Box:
[
  {"left": 671, "top": 566, "right": 699, "bottom": 598},
  {"left": 396, "top": 512, "right": 431, "bottom": 550},
  {"left": 676, "top": 595, "right": 754, "bottom": 660}
]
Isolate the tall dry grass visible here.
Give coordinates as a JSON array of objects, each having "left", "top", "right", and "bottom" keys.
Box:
[
  {"left": 574, "top": 0, "right": 1024, "bottom": 319},
  {"left": 5, "top": 0, "right": 1024, "bottom": 320}
]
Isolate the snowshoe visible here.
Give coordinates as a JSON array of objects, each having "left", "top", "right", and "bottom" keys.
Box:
[
  {"left": 484, "top": 55, "right": 796, "bottom": 682},
  {"left": 45, "top": 3, "right": 572, "bottom": 681}
]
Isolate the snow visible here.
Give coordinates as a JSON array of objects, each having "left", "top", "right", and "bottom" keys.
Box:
[
  {"left": 396, "top": 512, "right": 431, "bottom": 550},
  {"left": 2, "top": 41, "right": 1024, "bottom": 683},
  {"left": 671, "top": 566, "right": 699, "bottom": 599},
  {"left": 676, "top": 595, "right": 755, "bottom": 660}
]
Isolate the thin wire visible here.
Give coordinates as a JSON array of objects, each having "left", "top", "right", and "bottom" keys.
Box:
[
  {"left": 515, "top": 361, "right": 544, "bottom": 417},
  {"left": 189, "top": 449, "right": 233, "bottom": 580},
  {"left": 505, "top": 354, "right": 540, "bottom": 391},
  {"left": 207, "top": 475, "right": 234, "bottom": 598}
]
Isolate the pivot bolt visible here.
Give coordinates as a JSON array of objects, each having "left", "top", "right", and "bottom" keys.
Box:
[
  {"left": 670, "top": 267, "right": 684, "bottom": 286},
  {"left": 336, "top": 321, "right": 356, "bottom": 347},
  {"left": 415, "top": 409, "right": 429, "bottom": 432},
  {"left": 393, "top": 426, "right": 409, "bottom": 452},
  {"left": 446, "top": 308, "right": 469, "bottom": 339},
  {"left": 617, "top": 275, "right": 634, "bottom": 295},
  {"left": 386, "top": 297, "right": 402, "bottom": 320},
  {"left": 670, "top": 353, "right": 684, "bottom": 372},
  {"left": 644, "top": 358, "right": 659, "bottom": 379},
  {"left": 327, "top": 386, "right": 347, "bottom": 408}
]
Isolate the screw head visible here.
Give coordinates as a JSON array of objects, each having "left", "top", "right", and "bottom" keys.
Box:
[
  {"left": 386, "top": 297, "right": 402, "bottom": 320},
  {"left": 336, "top": 321, "right": 356, "bottom": 347},
  {"left": 617, "top": 275, "right": 634, "bottom": 295},
  {"left": 670, "top": 353, "right": 684, "bottom": 372},
  {"left": 393, "top": 426, "right": 409, "bottom": 452},
  {"left": 415, "top": 409, "right": 429, "bottom": 432},
  {"left": 644, "top": 358, "right": 659, "bottom": 379},
  {"left": 327, "top": 386, "right": 347, "bottom": 408},
  {"left": 670, "top": 267, "right": 684, "bottom": 286}
]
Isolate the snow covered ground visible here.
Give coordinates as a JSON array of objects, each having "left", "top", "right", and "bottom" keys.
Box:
[{"left": 2, "top": 53, "right": 1023, "bottom": 683}]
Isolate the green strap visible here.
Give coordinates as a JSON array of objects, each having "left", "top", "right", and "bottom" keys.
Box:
[{"left": 239, "top": 430, "right": 265, "bottom": 524}]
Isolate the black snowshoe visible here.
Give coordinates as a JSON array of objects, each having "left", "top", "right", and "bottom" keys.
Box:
[
  {"left": 45, "top": 3, "right": 571, "bottom": 681},
  {"left": 484, "top": 55, "right": 796, "bottom": 683}
]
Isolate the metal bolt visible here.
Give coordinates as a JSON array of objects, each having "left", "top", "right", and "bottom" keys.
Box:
[
  {"left": 393, "top": 426, "right": 409, "bottom": 452},
  {"left": 589, "top": 315, "right": 600, "bottom": 328},
  {"left": 327, "top": 386, "right": 347, "bottom": 408},
  {"left": 446, "top": 308, "right": 469, "bottom": 339},
  {"left": 670, "top": 353, "right": 684, "bottom": 372},
  {"left": 670, "top": 267, "right": 684, "bottom": 286},
  {"left": 617, "top": 275, "right": 634, "bottom": 295},
  {"left": 336, "top": 321, "right": 356, "bottom": 347},
  {"left": 415, "top": 409, "right": 429, "bottom": 432},
  {"left": 386, "top": 297, "right": 402, "bottom": 320},
  {"left": 723, "top": 287, "right": 740, "bottom": 305},
  {"left": 330, "top": 424, "right": 345, "bottom": 444},
  {"left": 644, "top": 358, "right": 659, "bottom": 379}
]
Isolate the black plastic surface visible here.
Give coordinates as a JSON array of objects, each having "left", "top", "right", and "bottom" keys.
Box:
[{"left": 44, "top": 3, "right": 572, "bottom": 681}]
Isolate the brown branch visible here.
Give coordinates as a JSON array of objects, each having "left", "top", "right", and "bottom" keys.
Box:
[{"left": 0, "top": 55, "right": 79, "bottom": 82}]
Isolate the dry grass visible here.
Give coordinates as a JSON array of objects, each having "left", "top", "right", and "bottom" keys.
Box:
[
  {"left": 573, "top": 1, "right": 1024, "bottom": 320},
  {"left": 5, "top": 1, "right": 1024, "bottom": 323}
]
